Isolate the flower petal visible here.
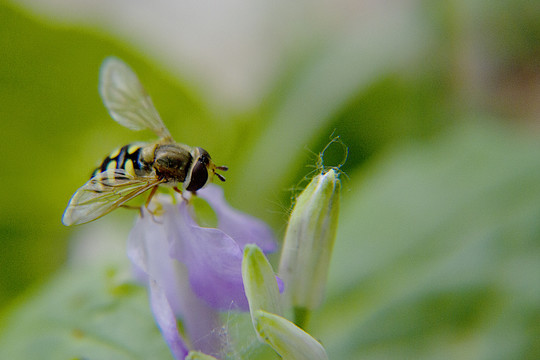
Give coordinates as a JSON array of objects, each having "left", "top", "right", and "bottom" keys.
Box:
[
  {"left": 167, "top": 201, "right": 249, "bottom": 310},
  {"left": 170, "top": 261, "right": 222, "bottom": 357},
  {"left": 198, "top": 185, "right": 277, "bottom": 252},
  {"left": 128, "top": 202, "right": 223, "bottom": 358},
  {"left": 127, "top": 210, "right": 189, "bottom": 360},
  {"left": 148, "top": 279, "right": 190, "bottom": 360}
]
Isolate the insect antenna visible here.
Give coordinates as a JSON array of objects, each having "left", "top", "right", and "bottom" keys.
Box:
[{"left": 215, "top": 165, "right": 228, "bottom": 182}]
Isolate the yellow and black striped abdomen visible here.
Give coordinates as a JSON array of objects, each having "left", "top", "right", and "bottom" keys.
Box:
[{"left": 91, "top": 143, "right": 147, "bottom": 179}]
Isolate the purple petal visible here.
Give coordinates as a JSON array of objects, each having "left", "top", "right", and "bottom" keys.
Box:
[
  {"left": 198, "top": 185, "right": 277, "bottom": 252},
  {"left": 167, "top": 201, "right": 249, "bottom": 311},
  {"left": 170, "top": 263, "right": 223, "bottom": 357},
  {"left": 127, "top": 211, "right": 189, "bottom": 359},
  {"left": 148, "top": 279, "right": 190, "bottom": 360},
  {"left": 276, "top": 276, "right": 285, "bottom": 293}
]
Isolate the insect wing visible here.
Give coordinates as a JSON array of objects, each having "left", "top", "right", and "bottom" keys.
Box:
[
  {"left": 99, "top": 57, "right": 173, "bottom": 140},
  {"left": 62, "top": 169, "right": 163, "bottom": 226}
]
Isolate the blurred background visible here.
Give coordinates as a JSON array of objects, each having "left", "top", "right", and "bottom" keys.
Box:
[{"left": 1, "top": 0, "right": 539, "bottom": 358}]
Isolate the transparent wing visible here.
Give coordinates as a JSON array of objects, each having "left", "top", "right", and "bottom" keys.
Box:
[
  {"left": 99, "top": 57, "right": 173, "bottom": 140},
  {"left": 62, "top": 169, "right": 164, "bottom": 226}
]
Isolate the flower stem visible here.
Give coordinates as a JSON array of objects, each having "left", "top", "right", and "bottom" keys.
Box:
[{"left": 293, "top": 306, "right": 311, "bottom": 330}]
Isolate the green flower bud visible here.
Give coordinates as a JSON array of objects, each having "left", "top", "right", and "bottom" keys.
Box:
[
  {"left": 186, "top": 351, "right": 219, "bottom": 360},
  {"left": 242, "top": 244, "right": 283, "bottom": 323},
  {"left": 254, "top": 310, "right": 328, "bottom": 360},
  {"left": 279, "top": 169, "right": 340, "bottom": 313}
]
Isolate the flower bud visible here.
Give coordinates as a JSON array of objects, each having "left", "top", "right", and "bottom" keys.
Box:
[
  {"left": 279, "top": 169, "right": 340, "bottom": 311},
  {"left": 242, "top": 244, "right": 283, "bottom": 321},
  {"left": 254, "top": 310, "right": 328, "bottom": 360},
  {"left": 186, "top": 351, "right": 219, "bottom": 360}
]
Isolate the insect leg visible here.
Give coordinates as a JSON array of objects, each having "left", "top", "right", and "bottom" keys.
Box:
[
  {"left": 173, "top": 186, "right": 190, "bottom": 202},
  {"left": 121, "top": 204, "right": 142, "bottom": 210},
  {"left": 145, "top": 185, "right": 159, "bottom": 208},
  {"left": 142, "top": 185, "right": 165, "bottom": 223},
  {"left": 119, "top": 204, "right": 146, "bottom": 219}
]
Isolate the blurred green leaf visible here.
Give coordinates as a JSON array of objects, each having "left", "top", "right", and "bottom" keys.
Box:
[
  {"left": 311, "top": 121, "right": 540, "bottom": 359},
  {"left": 230, "top": 6, "right": 430, "bottom": 215},
  {"left": 0, "top": 264, "right": 172, "bottom": 360}
]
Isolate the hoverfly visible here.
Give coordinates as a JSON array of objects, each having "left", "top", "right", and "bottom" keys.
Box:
[{"left": 62, "top": 57, "right": 227, "bottom": 226}]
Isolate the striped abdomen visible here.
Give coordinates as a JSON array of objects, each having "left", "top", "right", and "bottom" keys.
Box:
[{"left": 91, "top": 143, "right": 150, "bottom": 179}]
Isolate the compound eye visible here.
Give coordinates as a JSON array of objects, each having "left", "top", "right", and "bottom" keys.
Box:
[{"left": 186, "top": 159, "right": 208, "bottom": 192}]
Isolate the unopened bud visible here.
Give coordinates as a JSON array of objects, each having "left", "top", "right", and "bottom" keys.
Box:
[
  {"left": 279, "top": 169, "right": 340, "bottom": 311},
  {"left": 254, "top": 310, "right": 328, "bottom": 360}
]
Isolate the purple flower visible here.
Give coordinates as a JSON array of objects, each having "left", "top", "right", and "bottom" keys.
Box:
[{"left": 127, "top": 184, "right": 277, "bottom": 359}]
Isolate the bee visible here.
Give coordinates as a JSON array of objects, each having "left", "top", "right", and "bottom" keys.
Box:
[{"left": 62, "top": 57, "right": 227, "bottom": 226}]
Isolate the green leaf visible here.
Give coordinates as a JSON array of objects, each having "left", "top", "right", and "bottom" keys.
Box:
[
  {"left": 0, "top": 265, "right": 172, "bottom": 360},
  {"left": 311, "top": 121, "right": 540, "bottom": 359},
  {"left": 230, "top": 6, "right": 428, "bottom": 215}
]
